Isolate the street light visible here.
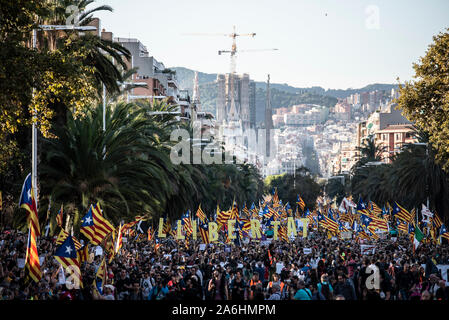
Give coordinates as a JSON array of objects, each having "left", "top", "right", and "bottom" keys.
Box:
[{"left": 32, "top": 24, "right": 97, "bottom": 209}]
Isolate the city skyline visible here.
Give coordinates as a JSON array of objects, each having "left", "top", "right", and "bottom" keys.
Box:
[{"left": 95, "top": 0, "right": 449, "bottom": 90}]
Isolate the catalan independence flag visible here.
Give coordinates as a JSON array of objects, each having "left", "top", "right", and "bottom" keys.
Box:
[
  {"left": 392, "top": 202, "right": 413, "bottom": 223},
  {"left": 80, "top": 205, "right": 97, "bottom": 244},
  {"left": 198, "top": 220, "right": 209, "bottom": 244},
  {"left": 54, "top": 235, "right": 82, "bottom": 289},
  {"left": 182, "top": 211, "right": 193, "bottom": 237},
  {"left": 216, "top": 206, "right": 232, "bottom": 228},
  {"left": 77, "top": 245, "right": 89, "bottom": 264},
  {"left": 80, "top": 204, "right": 114, "bottom": 245},
  {"left": 296, "top": 195, "right": 306, "bottom": 211},
  {"left": 93, "top": 257, "right": 107, "bottom": 295},
  {"left": 92, "top": 203, "right": 114, "bottom": 244},
  {"left": 56, "top": 204, "right": 64, "bottom": 228},
  {"left": 440, "top": 224, "right": 449, "bottom": 240},
  {"left": 272, "top": 188, "right": 279, "bottom": 205},
  {"left": 25, "top": 221, "right": 41, "bottom": 283},
  {"left": 196, "top": 204, "right": 207, "bottom": 222},
  {"left": 55, "top": 229, "right": 82, "bottom": 250},
  {"left": 356, "top": 197, "right": 369, "bottom": 215},
  {"left": 19, "top": 173, "right": 40, "bottom": 236}
]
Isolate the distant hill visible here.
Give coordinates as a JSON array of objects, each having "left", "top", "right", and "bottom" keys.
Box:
[
  {"left": 170, "top": 67, "right": 398, "bottom": 120},
  {"left": 171, "top": 67, "right": 399, "bottom": 97}
]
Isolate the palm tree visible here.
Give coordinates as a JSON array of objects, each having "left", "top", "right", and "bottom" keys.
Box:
[
  {"left": 38, "top": 102, "right": 175, "bottom": 233},
  {"left": 38, "top": 0, "right": 131, "bottom": 95},
  {"left": 350, "top": 129, "right": 449, "bottom": 219},
  {"left": 111, "top": 67, "right": 149, "bottom": 102},
  {"left": 353, "top": 134, "right": 387, "bottom": 168}
]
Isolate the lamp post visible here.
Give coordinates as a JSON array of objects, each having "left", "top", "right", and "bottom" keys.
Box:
[
  {"left": 31, "top": 25, "right": 97, "bottom": 208},
  {"left": 413, "top": 142, "right": 429, "bottom": 208}
]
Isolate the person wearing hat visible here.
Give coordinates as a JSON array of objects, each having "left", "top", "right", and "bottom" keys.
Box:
[
  {"left": 267, "top": 283, "right": 281, "bottom": 300},
  {"left": 103, "top": 285, "right": 115, "bottom": 300}
]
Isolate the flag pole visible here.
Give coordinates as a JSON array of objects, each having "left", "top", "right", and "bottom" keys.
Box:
[{"left": 32, "top": 29, "right": 39, "bottom": 213}]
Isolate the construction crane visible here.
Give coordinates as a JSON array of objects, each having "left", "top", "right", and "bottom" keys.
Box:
[{"left": 183, "top": 26, "right": 278, "bottom": 120}]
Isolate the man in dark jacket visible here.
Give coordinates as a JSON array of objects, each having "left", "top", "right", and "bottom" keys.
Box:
[
  {"left": 396, "top": 263, "right": 414, "bottom": 300},
  {"left": 334, "top": 273, "right": 356, "bottom": 300}
]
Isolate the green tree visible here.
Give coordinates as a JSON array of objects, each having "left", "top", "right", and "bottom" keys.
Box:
[
  {"left": 396, "top": 28, "right": 449, "bottom": 172},
  {"left": 264, "top": 166, "right": 321, "bottom": 211}
]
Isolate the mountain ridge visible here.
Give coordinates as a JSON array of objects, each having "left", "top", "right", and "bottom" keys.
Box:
[{"left": 170, "top": 67, "right": 399, "bottom": 98}]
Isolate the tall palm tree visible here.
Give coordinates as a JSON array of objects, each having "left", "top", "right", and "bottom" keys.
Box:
[
  {"left": 38, "top": 0, "right": 131, "bottom": 95},
  {"left": 38, "top": 102, "right": 175, "bottom": 232},
  {"left": 354, "top": 134, "right": 387, "bottom": 168}
]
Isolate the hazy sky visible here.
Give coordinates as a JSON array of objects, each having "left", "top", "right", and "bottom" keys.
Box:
[{"left": 94, "top": 0, "right": 449, "bottom": 89}]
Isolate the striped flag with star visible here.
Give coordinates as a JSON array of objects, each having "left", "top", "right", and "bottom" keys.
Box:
[
  {"left": 56, "top": 204, "right": 64, "bottom": 228},
  {"left": 198, "top": 219, "right": 209, "bottom": 244},
  {"left": 93, "top": 257, "right": 107, "bottom": 295},
  {"left": 440, "top": 224, "right": 449, "bottom": 240},
  {"left": 296, "top": 195, "right": 306, "bottom": 211},
  {"left": 182, "top": 210, "right": 193, "bottom": 237},
  {"left": 54, "top": 235, "right": 82, "bottom": 288},
  {"left": 77, "top": 244, "right": 89, "bottom": 264},
  {"left": 25, "top": 221, "right": 41, "bottom": 283},
  {"left": 369, "top": 201, "right": 382, "bottom": 217},
  {"left": 356, "top": 197, "right": 369, "bottom": 215},
  {"left": 392, "top": 202, "right": 413, "bottom": 223},
  {"left": 396, "top": 219, "right": 409, "bottom": 234},
  {"left": 19, "top": 173, "right": 40, "bottom": 236},
  {"left": 196, "top": 204, "right": 207, "bottom": 221},
  {"left": 92, "top": 203, "right": 114, "bottom": 244},
  {"left": 272, "top": 188, "right": 279, "bottom": 205},
  {"left": 279, "top": 225, "right": 289, "bottom": 242},
  {"left": 80, "top": 205, "right": 97, "bottom": 244},
  {"left": 55, "top": 229, "right": 82, "bottom": 250},
  {"left": 216, "top": 206, "right": 232, "bottom": 228}
]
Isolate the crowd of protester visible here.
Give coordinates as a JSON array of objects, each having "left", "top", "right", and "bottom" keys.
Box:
[{"left": 1, "top": 227, "right": 449, "bottom": 301}]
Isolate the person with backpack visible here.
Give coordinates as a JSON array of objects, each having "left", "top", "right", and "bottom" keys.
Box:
[
  {"left": 147, "top": 276, "right": 169, "bottom": 300},
  {"left": 317, "top": 273, "right": 334, "bottom": 300},
  {"left": 294, "top": 280, "right": 312, "bottom": 300},
  {"left": 334, "top": 273, "right": 356, "bottom": 300}
]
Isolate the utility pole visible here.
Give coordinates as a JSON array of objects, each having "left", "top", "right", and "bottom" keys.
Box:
[{"left": 31, "top": 24, "right": 97, "bottom": 211}]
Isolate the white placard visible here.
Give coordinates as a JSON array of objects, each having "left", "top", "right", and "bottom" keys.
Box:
[
  {"left": 331, "top": 237, "right": 337, "bottom": 241},
  {"left": 199, "top": 244, "right": 206, "bottom": 251},
  {"left": 17, "top": 258, "right": 25, "bottom": 269},
  {"left": 438, "top": 265, "right": 449, "bottom": 285},
  {"left": 39, "top": 256, "right": 45, "bottom": 265},
  {"left": 57, "top": 265, "right": 66, "bottom": 285},
  {"left": 237, "top": 263, "right": 244, "bottom": 269},
  {"left": 361, "top": 244, "right": 376, "bottom": 255},
  {"left": 341, "top": 231, "right": 352, "bottom": 239},
  {"left": 303, "top": 248, "right": 312, "bottom": 255},
  {"left": 276, "top": 262, "right": 284, "bottom": 274},
  {"left": 122, "top": 237, "right": 128, "bottom": 243},
  {"left": 163, "top": 254, "right": 172, "bottom": 259},
  {"left": 95, "top": 246, "right": 103, "bottom": 256}
]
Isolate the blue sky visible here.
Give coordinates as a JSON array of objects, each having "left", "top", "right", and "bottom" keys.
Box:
[{"left": 95, "top": 0, "right": 449, "bottom": 89}]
